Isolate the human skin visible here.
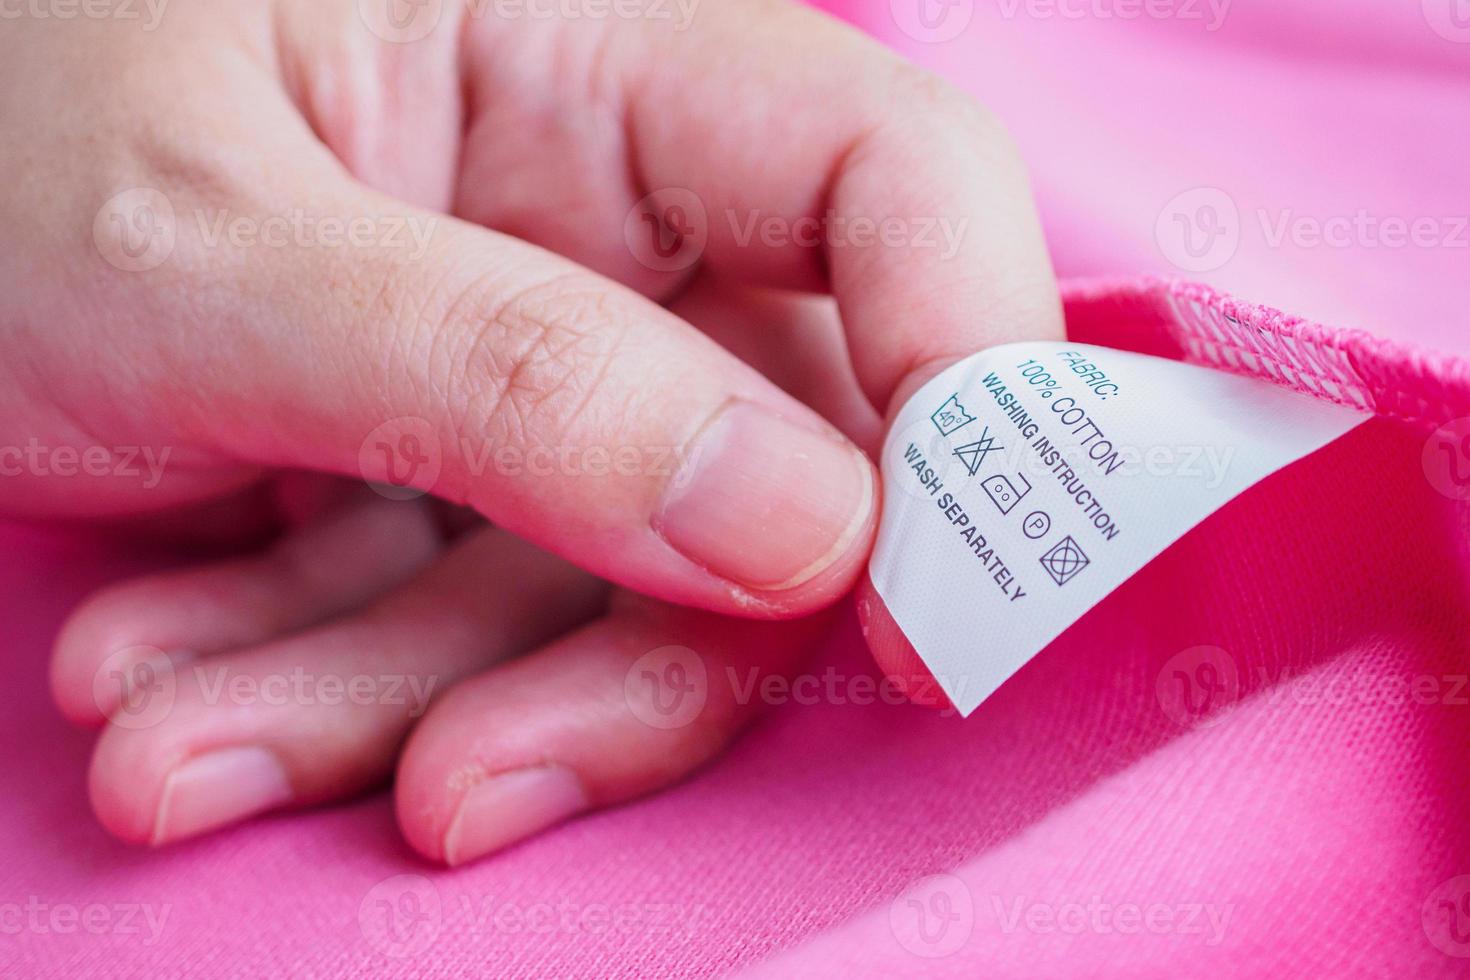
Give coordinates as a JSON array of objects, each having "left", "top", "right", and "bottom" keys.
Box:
[{"left": 3, "top": 0, "right": 1061, "bottom": 865}]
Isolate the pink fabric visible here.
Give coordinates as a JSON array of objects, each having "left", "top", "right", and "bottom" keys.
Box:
[{"left": 6, "top": 2, "right": 1470, "bottom": 976}]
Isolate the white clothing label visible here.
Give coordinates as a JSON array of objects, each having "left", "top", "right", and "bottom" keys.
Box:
[{"left": 868, "top": 342, "right": 1366, "bottom": 717}]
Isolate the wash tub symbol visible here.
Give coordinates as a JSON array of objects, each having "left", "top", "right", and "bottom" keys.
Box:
[
  {"left": 930, "top": 394, "right": 975, "bottom": 437},
  {"left": 981, "top": 473, "right": 1031, "bottom": 515}
]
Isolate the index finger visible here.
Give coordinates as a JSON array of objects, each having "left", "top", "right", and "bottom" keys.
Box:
[{"left": 558, "top": 0, "right": 1065, "bottom": 413}]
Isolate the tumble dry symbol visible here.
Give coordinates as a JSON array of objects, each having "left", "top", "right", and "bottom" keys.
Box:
[{"left": 1039, "top": 535, "right": 1090, "bottom": 587}]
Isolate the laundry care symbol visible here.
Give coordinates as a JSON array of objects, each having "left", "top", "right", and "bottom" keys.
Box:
[
  {"left": 981, "top": 473, "right": 1031, "bottom": 515},
  {"left": 953, "top": 428, "right": 1003, "bottom": 477},
  {"left": 930, "top": 393, "right": 975, "bottom": 437},
  {"left": 1039, "top": 535, "right": 1090, "bottom": 587}
]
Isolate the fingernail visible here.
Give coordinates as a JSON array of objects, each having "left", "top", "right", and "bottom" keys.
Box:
[
  {"left": 443, "top": 766, "right": 587, "bottom": 866},
  {"left": 151, "top": 746, "right": 292, "bottom": 845},
  {"left": 655, "top": 401, "right": 874, "bottom": 592}
]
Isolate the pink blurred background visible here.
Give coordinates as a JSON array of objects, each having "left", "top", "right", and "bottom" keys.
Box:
[{"left": 5, "top": 0, "right": 1470, "bottom": 976}]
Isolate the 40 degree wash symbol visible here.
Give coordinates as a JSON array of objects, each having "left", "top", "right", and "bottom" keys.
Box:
[{"left": 930, "top": 394, "right": 975, "bottom": 437}]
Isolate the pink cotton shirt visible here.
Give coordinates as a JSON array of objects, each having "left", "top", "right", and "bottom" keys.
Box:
[{"left": 5, "top": 1, "right": 1470, "bottom": 976}]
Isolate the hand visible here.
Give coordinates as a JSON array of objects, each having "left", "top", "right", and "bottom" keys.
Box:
[{"left": 6, "top": 0, "right": 1061, "bottom": 862}]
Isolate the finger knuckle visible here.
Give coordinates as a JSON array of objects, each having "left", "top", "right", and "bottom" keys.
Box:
[{"left": 443, "top": 272, "right": 641, "bottom": 453}]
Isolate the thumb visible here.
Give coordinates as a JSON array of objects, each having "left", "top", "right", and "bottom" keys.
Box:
[{"left": 150, "top": 182, "right": 876, "bottom": 618}]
